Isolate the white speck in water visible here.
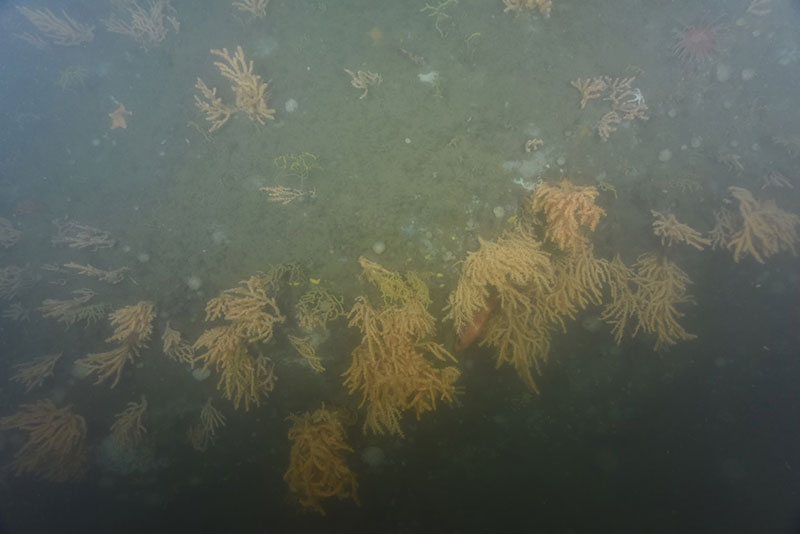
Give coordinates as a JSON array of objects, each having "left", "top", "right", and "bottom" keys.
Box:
[
  {"left": 716, "top": 63, "right": 731, "bottom": 82},
  {"left": 658, "top": 149, "right": 672, "bottom": 162},
  {"left": 285, "top": 98, "right": 298, "bottom": 113},
  {"left": 418, "top": 71, "right": 439, "bottom": 84},
  {"left": 741, "top": 68, "right": 755, "bottom": 81},
  {"left": 192, "top": 368, "right": 211, "bottom": 381},
  {"left": 186, "top": 275, "right": 202, "bottom": 291},
  {"left": 211, "top": 230, "right": 229, "bottom": 245},
  {"left": 372, "top": 240, "right": 386, "bottom": 255}
]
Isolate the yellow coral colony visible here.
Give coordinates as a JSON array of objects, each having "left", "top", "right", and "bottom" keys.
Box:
[
  {"left": 76, "top": 301, "right": 156, "bottom": 388},
  {"left": 343, "top": 257, "right": 460, "bottom": 436},
  {"left": 193, "top": 275, "right": 285, "bottom": 410},
  {"left": 216, "top": 46, "right": 274, "bottom": 121},
  {"left": 724, "top": 186, "right": 800, "bottom": 263},
  {"left": 288, "top": 334, "right": 325, "bottom": 373},
  {"left": 631, "top": 252, "right": 696, "bottom": 350},
  {"left": 0, "top": 217, "right": 22, "bottom": 248},
  {"left": 445, "top": 228, "right": 555, "bottom": 392},
  {"left": 448, "top": 176, "right": 699, "bottom": 391},
  {"left": 502, "top": 0, "right": 552, "bottom": 18},
  {"left": 709, "top": 207, "right": 736, "bottom": 251},
  {"left": 602, "top": 253, "right": 696, "bottom": 351},
  {"left": 570, "top": 77, "right": 649, "bottom": 141},
  {"left": 102, "top": 0, "right": 179, "bottom": 50},
  {"left": 344, "top": 69, "right": 382, "bottom": 99},
  {"left": 215, "top": 45, "right": 275, "bottom": 123},
  {"left": 195, "top": 46, "right": 275, "bottom": 131},
  {"left": 39, "top": 288, "right": 96, "bottom": 327},
  {"left": 651, "top": 210, "right": 711, "bottom": 250},
  {"left": 529, "top": 181, "right": 695, "bottom": 351},
  {"left": 259, "top": 185, "right": 314, "bottom": 205},
  {"left": 10, "top": 353, "right": 62, "bottom": 392},
  {"left": 289, "top": 288, "right": 345, "bottom": 372},
  {"left": 188, "top": 398, "right": 227, "bottom": 452},
  {"left": 544, "top": 241, "right": 609, "bottom": 329},
  {"left": 447, "top": 178, "right": 615, "bottom": 391},
  {"left": 16, "top": 7, "right": 94, "bottom": 46},
  {"left": 284, "top": 405, "right": 358, "bottom": 515},
  {"left": 63, "top": 262, "right": 130, "bottom": 284},
  {"left": 0, "top": 265, "right": 26, "bottom": 300},
  {"left": 51, "top": 218, "right": 115, "bottom": 250},
  {"left": 570, "top": 77, "right": 608, "bottom": 109},
  {"left": 162, "top": 321, "right": 197, "bottom": 366},
  {"left": 107, "top": 301, "right": 156, "bottom": 346},
  {"left": 528, "top": 179, "right": 611, "bottom": 328},
  {"left": 111, "top": 396, "right": 148, "bottom": 450},
  {"left": 233, "top": 0, "right": 269, "bottom": 18},
  {"left": 599, "top": 255, "right": 640, "bottom": 345},
  {"left": 194, "top": 79, "right": 234, "bottom": 132},
  {"left": 529, "top": 179, "right": 606, "bottom": 253},
  {"left": 295, "top": 287, "right": 345, "bottom": 332},
  {"left": 0, "top": 400, "right": 87, "bottom": 482}
]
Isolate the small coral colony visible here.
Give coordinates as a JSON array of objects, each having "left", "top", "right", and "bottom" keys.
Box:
[{"left": 1, "top": 0, "right": 798, "bottom": 517}]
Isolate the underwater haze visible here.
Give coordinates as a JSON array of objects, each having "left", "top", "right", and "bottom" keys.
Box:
[{"left": 0, "top": 0, "right": 799, "bottom": 532}]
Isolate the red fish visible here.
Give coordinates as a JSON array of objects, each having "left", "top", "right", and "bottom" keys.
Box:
[{"left": 455, "top": 295, "right": 497, "bottom": 351}]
